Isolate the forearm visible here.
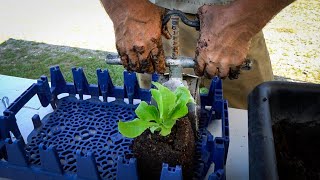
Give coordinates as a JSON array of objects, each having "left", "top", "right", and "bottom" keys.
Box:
[
  {"left": 100, "top": 0, "right": 163, "bottom": 25},
  {"left": 100, "top": 0, "right": 149, "bottom": 20}
]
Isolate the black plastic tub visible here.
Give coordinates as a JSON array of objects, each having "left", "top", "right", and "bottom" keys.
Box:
[{"left": 248, "top": 81, "right": 320, "bottom": 180}]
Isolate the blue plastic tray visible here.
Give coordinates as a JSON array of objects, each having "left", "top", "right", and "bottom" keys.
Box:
[{"left": 0, "top": 66, "right": 229, "bottom": 180}]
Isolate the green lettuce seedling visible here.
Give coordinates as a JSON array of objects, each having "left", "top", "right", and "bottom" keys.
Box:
[{"left": 118, "top": 82, "right": 194, "bottom": 138}]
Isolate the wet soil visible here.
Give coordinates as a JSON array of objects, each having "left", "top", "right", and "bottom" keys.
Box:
[
  {"left": 132, "top": 117, "right": 195, "bottom": 180},
  {"left": 273, "top": 118, "right": 320, "bottom": 180}
]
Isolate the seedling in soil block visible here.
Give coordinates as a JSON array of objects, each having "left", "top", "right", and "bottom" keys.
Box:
[
  {"left": 118, "top": 82, "right": 194, "bottom": 138},
  {"left": 118, "top": 82, "right": 196, "bottom": 179}
]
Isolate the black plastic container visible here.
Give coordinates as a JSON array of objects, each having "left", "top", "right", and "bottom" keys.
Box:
[{"left": 248, "top": 81, "right": 320, "bottom": 180}]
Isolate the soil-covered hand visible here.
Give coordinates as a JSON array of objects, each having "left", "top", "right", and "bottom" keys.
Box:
[
  {"left": 102, "top": 0, "right": 170, "bottom": 73},
  {"left": 195, "top": 0, "right": 295, "bottom": 78},
  {"left": 195, "top": 3, "right": 253, "bottom": 78}
]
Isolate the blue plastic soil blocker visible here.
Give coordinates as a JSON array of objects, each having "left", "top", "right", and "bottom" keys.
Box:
[{"left": 0, "top": 66, "right": 229, "bottom": 180}]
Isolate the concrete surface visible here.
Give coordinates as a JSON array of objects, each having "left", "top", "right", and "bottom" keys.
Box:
[{"left": 0, "top": 0, "right": 116, "bottom": 52}]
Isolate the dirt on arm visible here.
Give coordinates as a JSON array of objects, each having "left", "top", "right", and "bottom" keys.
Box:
[
  {"left": 99, "top": 0, "right": 169, "bottom": 74},
  {"left": 195, "top": 0, "right": 296, "bottom": 78}
]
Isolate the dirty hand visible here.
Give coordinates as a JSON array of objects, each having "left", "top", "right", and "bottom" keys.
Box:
[
  {"left": 195, "top": 3, "right": 255, "bottom": 78},
  {"left": 102, "top": 0, "right": 170, "bottom": 73}
]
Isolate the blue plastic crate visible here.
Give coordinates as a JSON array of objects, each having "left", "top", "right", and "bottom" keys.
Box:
[{"left": 0, "top": 66, "right": 229, "bottom": 180}]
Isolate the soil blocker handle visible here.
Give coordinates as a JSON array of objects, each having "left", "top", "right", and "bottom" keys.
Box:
[
  {"left": 162, "top": 9, "right": 200, "bottom": 30},
  {"left": 106, "top": 54, "right": 195, "bottom": 68},
  {"left": 105, "top": 54, "right": 252, "bottom": 73}
]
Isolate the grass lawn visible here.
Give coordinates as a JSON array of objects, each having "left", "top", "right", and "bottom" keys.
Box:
[{"left": 0, "top": 39, "right": 124, "bottom": 85}]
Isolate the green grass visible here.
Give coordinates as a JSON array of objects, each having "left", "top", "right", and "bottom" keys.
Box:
[
  {"left": 0, "top": 39, "right": 124, "bottom": 85},
  {"left": 275, "top": 28, "right": 296, "bottom": 34}
]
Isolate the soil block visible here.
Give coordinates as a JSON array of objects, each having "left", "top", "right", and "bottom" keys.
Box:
[{"left": 133, "top": 117, "right": 195, "bottom": 180}]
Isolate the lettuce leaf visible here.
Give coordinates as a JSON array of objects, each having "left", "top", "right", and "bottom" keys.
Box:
[
  {"left": 151, "top": 82, "right": 176, "bottom": 121},
  {"left": 118, "top": 118, "right": 157, "bottom": 138},
  {"left": 168, "top": 86, "right": 194, "bottom": 120},
  {"left": 135, "top": 101, "right": 160, "bottom": 123}
]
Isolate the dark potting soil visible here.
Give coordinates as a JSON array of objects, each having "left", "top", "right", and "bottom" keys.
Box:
[
  {"left": 132, "top": 117, "right": 195, "bottom": 180},
  {"left": 273, "top": 118, "right": 320, "bottom": 180}
]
